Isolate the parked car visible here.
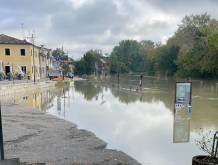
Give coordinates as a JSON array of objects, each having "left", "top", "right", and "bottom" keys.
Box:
[{"left": 49, "top": 70, "right": 62, "bottom": 80}]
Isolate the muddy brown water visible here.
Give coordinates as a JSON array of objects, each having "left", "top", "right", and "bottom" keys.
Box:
[{"left": 2, "top": 76, "right": 218, "bottom": 165}]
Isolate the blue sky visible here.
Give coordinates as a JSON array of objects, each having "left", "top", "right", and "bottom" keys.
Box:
[{"left": 1, "top": 0, "right": 218, "bottom": 59}]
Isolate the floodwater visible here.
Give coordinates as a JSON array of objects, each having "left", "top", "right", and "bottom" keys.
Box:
[{"left": 3, "top": 76, "right": 218, "bottom": 165}]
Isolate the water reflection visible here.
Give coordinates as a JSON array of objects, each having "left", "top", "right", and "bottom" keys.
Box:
[
  {"left": 74, "top": 79, "right": 175, "bottom": 109},
  {"left": 1, "top": 77, "right": 218, "bottom": 165},
  {"left": 0, "top": 88, "right": 56, "bottom": 111},
  {"left": 0, "top": 84, "right": 69, "bottom": 112},
  {"left": 74, "top": 81, "right": 102, "bottom": 101},
  {"left": 173, "top": 110, "right": 191, "bottom": 143}
]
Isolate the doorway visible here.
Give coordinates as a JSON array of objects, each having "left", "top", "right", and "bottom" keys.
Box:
[{"left": 5, "top": 66, "right": 11, "bottom": 75}]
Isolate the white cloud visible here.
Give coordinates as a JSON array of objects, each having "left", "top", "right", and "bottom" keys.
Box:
[
  {"left": 70, "top": 0, "right": 95, "bottom": 8},
  {"left": 0, "top": 0, "right": 217, "bottom": 59}
]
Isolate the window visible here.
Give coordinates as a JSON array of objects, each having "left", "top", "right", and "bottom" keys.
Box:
[
  {"left": 5, "top": 48, "right": 10, "bottom": 56},
  {"left": 21, "top": 66, "right": 27, "bottom": 74},
  {"left": 20, "top": 49, "right": 26, "bottom": 56}
]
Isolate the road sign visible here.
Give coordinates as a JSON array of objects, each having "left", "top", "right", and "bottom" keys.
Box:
[
  {"left": 175, "top": 82, "right": 192, "bottom": 112},
  {"left": 173, "top": 82, "right": 192, "bottom": 143}
]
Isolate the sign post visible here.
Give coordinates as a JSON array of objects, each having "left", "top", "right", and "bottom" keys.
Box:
[
  {"left": 175, "top": 82, "right": 192, "bottom": 113},
  {"left": 173, "top": 82, "right": 192, "bottom": 143}
]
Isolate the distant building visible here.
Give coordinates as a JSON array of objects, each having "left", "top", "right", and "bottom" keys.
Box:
[
  {"left": 95, "top": 56, "right": 110, "bottom": 78},
  {"left": 49, "top": 57, "right": 62, "bottom": 78},
  {"left": 39, "top": 45, "right": 52, "bottom": 79}
]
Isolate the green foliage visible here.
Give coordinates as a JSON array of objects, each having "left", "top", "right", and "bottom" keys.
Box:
[
  {"left": 60, "top": 63, "right": 71, "bottom": 75},
  {"left": 74, "top": 59, "right": 86, "bottom": 75},
  {"left": 74, "top": 50, "right": 102, "bottom": 75},
  {"left": 110, "top": 40, "right": 154, "bottom": 74},
  {"left": 152, "top": 45, "right": 179, "bottom": 76},
  {"left": 52, "top": 48, "right": 68, "bottom": 61},
  {"left": 52, "top": 48, "right": 74, "bottom": 75},
  {"left": 156, "top": 13, "right": 218, "bottom": 78},
  {"left": 176, "top": 23, "right": 218, "bottom": 78},
  {"left": 167, "top": 13, "right": 211, "bottom": 53},
  {"left": 75, "top": 13, "right": 218, "bottom": 79},
  {"left": 83, "top": 50, "right": 98, "bottom": 75}
]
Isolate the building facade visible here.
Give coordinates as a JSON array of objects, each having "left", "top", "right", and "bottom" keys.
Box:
[
  {"left": 0, "top": 34, "right": 52, "bottom": 80},
  {"left": 49, "top": 57, "right": 62, "bottom": 78},
  {"left": 39, "top": 45, "right": 52, "bottom": 79}
]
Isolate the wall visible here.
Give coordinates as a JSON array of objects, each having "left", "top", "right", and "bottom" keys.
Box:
[{"left": 0, "top": 44, "right": 41, "bottom": 80}]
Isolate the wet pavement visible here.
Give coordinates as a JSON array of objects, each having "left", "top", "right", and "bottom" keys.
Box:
[{"left": 2, "top": 105, "right": 140, "bottom": 165}]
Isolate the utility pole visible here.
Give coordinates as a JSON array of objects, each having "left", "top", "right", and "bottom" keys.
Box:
[
  {"left": 26, "top": 33, "right": 36, "bottom": 83},
  {"left": 32, "top": 34, "right": 36, "bottom": 84},
  {"left": 61, "top": 46, "right": 64, "bottom": 80}
]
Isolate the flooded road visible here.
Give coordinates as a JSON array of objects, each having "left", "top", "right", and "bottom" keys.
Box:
[{"left": 2, "top": 77, "right": 218, "bottom": 165}]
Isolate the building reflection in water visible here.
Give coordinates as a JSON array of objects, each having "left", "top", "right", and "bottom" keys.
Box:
[
  {"left": 173, "top": 110, "right": 191, "bottom": 143},
  {"left": 20, "top": 88, "right": 58, "bottom": 112},
  {"left": 0, "top": 86, "right": 64, "bottom": 112}
]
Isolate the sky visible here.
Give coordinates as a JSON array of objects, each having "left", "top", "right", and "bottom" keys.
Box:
[{"left": 0, "top": 0, "right": 218, "bottom": 59}]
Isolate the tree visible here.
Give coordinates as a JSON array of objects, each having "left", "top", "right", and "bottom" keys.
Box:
[
  {"left": 52, "top": 48, "right": 74, "bottom": 76},
  {"left": 76, "top": 13, "right": 218, "bottom": 79},
  {"left": 110, "top": 40, "right": 155, "bottom": 74},
  {"left": 60, "top": 62, "right": 71, "bottom": 76},
  {"left": 83, "top": 50, "right": 99, "bottom": 75},
  {"left": 74, "top": 50, "right": 103, "bottom": 75},
  {"left": 200, "top": 30, "right": 218, "bottom": 77},
  {"left": 52, "top": 48, "right": 68, "bottom": 61},
  {"left": 140, "top": 40, "right": 155, "bottom": 75},
  {"left": 167, "top": 13, "right": 211, "bottom": 54},
  {"left": 167, "top": 13, "right": 218, "bottom": 78},
  {"left": 176, "top": 26, "right": 218, "bottom": 78},
  {"left": 152, "top": 45, "right": 179, "bottom": 76},
  {"left": 74, "top": 59, "right": 85, "bottom": 75}
]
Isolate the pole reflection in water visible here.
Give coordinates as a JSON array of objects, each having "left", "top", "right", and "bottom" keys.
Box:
[
  {"left": 63, "top": 89, "right": 66, "bottom": 119},
  {"left": 173, "top": 110, "right": 191, "bottom": 143},
  {"left": 57, "top": 95, "right": 61, "bottom": 115}
]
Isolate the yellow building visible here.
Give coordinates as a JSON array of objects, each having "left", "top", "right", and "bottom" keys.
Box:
[{"left": 0, "top": 34, "right": 43, "bottom": 80}]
